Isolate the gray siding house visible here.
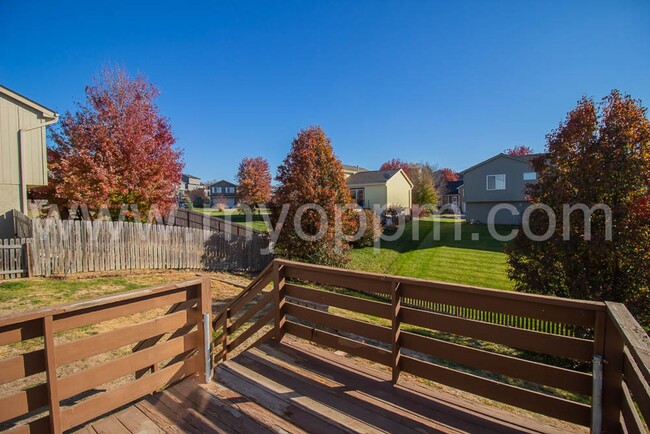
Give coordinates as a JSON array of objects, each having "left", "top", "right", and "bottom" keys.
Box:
[
  {"left": 461, "top": 153, "right": 542, "bottom": 225},
  {"left": 0, "top": 85, "right": 58, "bottom": 237},
  {"left": 208, "top": 180, "right": 237, "bottom": 208}
]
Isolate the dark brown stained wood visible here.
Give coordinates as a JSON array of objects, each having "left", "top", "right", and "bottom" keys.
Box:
[
  {"left": 282, "top": 264, "right": 393, "bottom": 295},
  {"left": 228, "top": 280, "right": 266, "bottom": 315},
  {"left": 285, "top": 301, "right": 392, "bottom": 343},
  {"left": 2, "top": 415, "right": 50, "bottom": 434},
  {"left": 0, "top": 348, "right": 45, "bottom": 386},
  {"left": 400, "top": 355, "right": 591, "bottom": 427},
  {"left": 400, "top": 282, "right": 597, "bottom": 327},
  {"left": 621, "top": 382, "right": 645, "bottom": 434},
  {"left": 623, "top": 348, "right": 650, "bottom": 422},
  {"left": 197, "top": 278, "right": 211, "bottom": 383},
  {"left": 54, "top": 289, "right": 197, "bottom": 333},
  {"left": 233, "top": 351, "right": 429, "bottom": 434},
  {"left": 59, "top": 355, "right": 200, "bottom": 431},
  {"left": 0, "top": 279, "right": 204, "bottom": 329},
  {"left": 0, "top": 318, "right": 42, "bottom": 346},
  {"left": 391, "top": 282, "right": 401, "bottom": 384},
  {"left": 0, "top": 383, "right": 47, "bottom": 423},
  {"left": 227, "top": 308, "right": 274, "bottom": 352},
  {"left": 170, "top": 378, "right": 275, "bottom": 434},
  {"left": 400, "top": 330, "right": 592, "bottom": 395},
  {"left": 113, "top": 406, "right": 164, "bottom": 434},
  {"left": 607, "top": 302, "right": 650, "bottom": 385},
  {"left": 136, "top": 397, "right": 200, "bottom": 433},
  {"left": 603, "top": 311, "right": 625, "bottom": 433},
  {"left": 277, "top": 258, "right": 604, "bottom": 310},
  {"left": 285, "top": 320, "right": 391, "bottom": 366},
  {"left": 400, "top": 306, "right": 594, "bottom": 361},
  {"left": 228, "top": 289, "right": 274, "bottom": 333},
  {"left": 147, "top": 387, "right": 229, "bottom": 434},
  {"left": 90, "top": 414, "right": 130, "bottom": 434},
  {"left": 284, "top": 283, "right": 392, "bottom": 318},
  {"left": 58, "top": 331, "right": 200, "bottom": 400},
  {"left": 43, "top": 316, "right": 62, "bottom": 433},
  {"left": 273, "top": 262, "right": 286, "bottom": 340},
  {"left": 56, "top": 308, "right": 200, "bottom": 366}
]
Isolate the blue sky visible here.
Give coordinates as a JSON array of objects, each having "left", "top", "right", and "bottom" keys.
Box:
[{"left": 1, "top": 1, "right": 649, "bottom": 182}]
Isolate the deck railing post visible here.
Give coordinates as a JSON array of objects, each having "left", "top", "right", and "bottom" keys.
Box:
[
  {"left": 198, "top": 279, "right": 212, "bottom": 383},
  {"left": 601, "top": 304, "right": 625, "bottom": 433},
  {"left": 273, "top": 261, "right": 286, "bottom": 341},
  {"left": 223, "top": 308, "right": 230, "bottom": 361},
  {"left": 43, "top": 315, "right": 62, "bottom": 434},
  {"left": 391, "top": 281, "right": 402, "bottom": 384}
]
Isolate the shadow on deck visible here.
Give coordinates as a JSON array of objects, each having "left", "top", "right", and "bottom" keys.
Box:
[{"left": 78, "top": 338, "right": 577, "bottom": 434}]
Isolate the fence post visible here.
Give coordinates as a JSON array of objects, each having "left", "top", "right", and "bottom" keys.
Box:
[
  {"left": 198, "top": 278, "right": 212, "bottom": 383},
  {"left": 391, "top": 281, "right": 401, "bottom": 384},
  {"left": 223, "top": 308, "right": 230, "bottom": 361},
  {"left": 273, "top": 261, "right": 285, "bottom": 341},
  {"left": 602, "top": 304, "right": 624, "bottom": 433},
  {"left": 24, "top": 239, "right": 33, "bottom": 277},
  {"left": 43, "top": 315, "right": 62, "bottom": 433}
]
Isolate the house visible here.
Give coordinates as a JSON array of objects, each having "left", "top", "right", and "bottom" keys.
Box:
[
  {"left": 461, "top": 153, "right": 543, "bottom": 225},
  {"left": 441, "top": 180, "right": 465, "bottom": 213},
  {"left": 342, "top": 164, "right": 368, "bottom": 178},
  {"left": 0, "top": 85, "right": 58, "bottom": 237},
  {"left": 208, "top": 180, "right": 237, "bottom": 208},
  {"left": 346, "top": 169, "right": 413, "bottom": 211},
  {"left": 178, "top": 174, "right": 206, "bottom": 206}
]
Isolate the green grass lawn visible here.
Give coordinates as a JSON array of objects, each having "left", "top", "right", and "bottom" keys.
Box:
[
  {"left": 348, "top": 217, "right": 515, "bottom": 290},
  {"left": 194, "top": 208, "right": 270, "bottom": 232}
]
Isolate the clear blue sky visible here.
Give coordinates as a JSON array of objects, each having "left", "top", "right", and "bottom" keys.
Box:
[{"left": 1, "top": 1, "right": 649, "bottom": 182}]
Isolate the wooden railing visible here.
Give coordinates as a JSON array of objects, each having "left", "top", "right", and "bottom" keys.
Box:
[
  {"left": 0, "top": 278, "right": 211, "bottom": 433},
  {"left": 214, "top": 259, "right": 650, "bottom": 433}
]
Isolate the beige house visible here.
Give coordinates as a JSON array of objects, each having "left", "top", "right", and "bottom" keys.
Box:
[
  {"left": 346, "top": 169, "right": 413, "bottom": 211},
  {"left": 0, "top": 85, "right": 58, "bottom": 237},
  {"left": 342, "top": 164, "right": 368, "bottom": 178}
]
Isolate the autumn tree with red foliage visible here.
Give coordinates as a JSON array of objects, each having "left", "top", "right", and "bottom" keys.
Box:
[
  {"left": 236, "top": 157, "right": 272, "bottom": 209},
  {"left": 504, "top": 145, "right": 534, "bottom": 156},
  {"left": 506, "top": 91, "right": 650, "bottom": 327},
  {"left": 271, "top": 126, "right": 349, "bottom": 266},
  {"left": 438, "top": 168, "right": 460, "bottom": 183},
  {"left": 47, "top": 67, "right": 183, "bottom": 219},
  {"left": 380, "top": 158, "right": 413, "bottom": 178}
]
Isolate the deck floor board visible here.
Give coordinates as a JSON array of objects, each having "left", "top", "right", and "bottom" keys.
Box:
[{"left": 77, "top": 338, "right": 586, "bottom": 433}]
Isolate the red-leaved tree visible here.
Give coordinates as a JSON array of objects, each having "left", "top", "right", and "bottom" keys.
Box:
[
  {"left": 504, "top": 145, "right": 534, "bottom": 156},
  {"left": 380, "top": 158, "right": 413, "bottom": 178},
  {"left": 236, "top": 157, "right": 272, "bottom": 209},
  {"left": 271, "top": 126, "right": 349, "bottom": 266},
  {"left": 438, "top": 168, "right": 460, "bottom": 183},
  {"left": 48, "top": 67, "right": 183, "bottom": 219}
]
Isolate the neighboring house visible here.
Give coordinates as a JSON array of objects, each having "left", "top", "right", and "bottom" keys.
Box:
[
  {"left": 0, "top": 85, "right": 58, "bottom": 237},
  {"left": 178, "top": 174, "right": 205, "bottom": 205},
  {"left": 342, "top": 164, "right": 368, "bottom": 178},
  {"left": 441, "top": 180, "right": 465, "bottom": 213},
  {"left": 208, "top": 180, "right": 237, "bottom": 208},
  {"left": 461, "top": 153, "right": 543, "bottom": 225},
  {"left": 346, "top": 169, "right": 413, "bottom": 211}
]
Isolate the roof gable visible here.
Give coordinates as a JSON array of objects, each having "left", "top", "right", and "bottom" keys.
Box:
[
  {"left": 0, "top": 85, "right": 57, "bottom": 119},
  {"left": 209, "top": 180, "right": 236, "bottom": 187},
  {"left": 461, "top": 153, "right": 539, "bottom": 174}
]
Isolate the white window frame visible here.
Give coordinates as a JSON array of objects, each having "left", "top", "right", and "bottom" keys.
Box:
[
  {"left": 486, "top": 174, "right": 506, "bottom": 191},
  {"left": 523, "top": 172, "right": 537, "bottom": 181}
]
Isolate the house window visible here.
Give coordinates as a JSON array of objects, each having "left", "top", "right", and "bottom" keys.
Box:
[
  {"left": 486, "top": 174, "right": 506, "bottom": 191},
  {"left": 523, "top": 172, "right": 537, "bottom": 181},
  {"left": 350, "top": 188, "right": 365, "bottom": 207},
  {"left": 226, "top": 187, "right": 235, "bottom": 194},
  {"left": 215, "top": 187, "right": 222, "bottom": 194}
]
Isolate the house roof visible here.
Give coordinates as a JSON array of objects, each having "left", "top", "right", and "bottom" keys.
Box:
[
  {"left": 0, "top": 84, "right": 57, "bottom": 119},
  {"left": 182, "top": 173, "right": 201, "bottom": 180},
  {"left": 445, "top": 180, "right": 464, "bottom": 195},
  {"left": 208, "top": 179, "right": 237, "bottom": 187},
  {"left": 342, "top": 164, "right": 369, "bottom": 173},
  {"left": 460, "top": 153, "right": 546, "bottom": 174},
  {"left": 346, "top": 169, "right": 413, "bottom": 187}
]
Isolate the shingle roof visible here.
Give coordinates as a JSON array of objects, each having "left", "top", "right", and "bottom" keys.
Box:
[
  {"left": 346, "top": 169, "right": 400, "bottom": 186},
  {"left": 445, "top": 180, "right": 464, "bottom": 195},
  {"left": 342, "top": 164, "right": 369, "bottom": 173}
]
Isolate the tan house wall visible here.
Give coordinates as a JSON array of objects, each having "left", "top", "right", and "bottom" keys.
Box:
[
  {"left": 386, "top": 172, "right": 412, "bottom": 209},
  {"left": 363, "top": 185, "right": 387, "bottom": 209}
]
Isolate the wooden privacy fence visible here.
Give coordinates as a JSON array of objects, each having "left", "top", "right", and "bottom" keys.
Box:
[
  {"left": 165, "top": 208, "right": 268, "bottom": 238},
  {"left": 0, "top": 277, "right": 211, "bottom": 433},
  {"left": 31, "top": 218, "right": 272, "bottom": 276},
  {"left": 0, "top": 239, "right": 32, "bottom": 280},
  {"left": 213, "top": 259, "right": 650, "bottom": 433}
]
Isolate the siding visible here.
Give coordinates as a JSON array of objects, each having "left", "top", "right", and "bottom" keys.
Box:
[
  {"left": 463, "top": 156, "right": 531, "bottom": 203},
  {"left": 386, "top": 172, "right": 412, "bottom": 208},
  {"left": 363, "top": 185, "right": 387, "bottom": 209}
]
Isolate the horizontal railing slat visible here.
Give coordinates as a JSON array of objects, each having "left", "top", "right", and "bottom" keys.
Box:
[
  {"left": 0, "top": 319, "right": 42, "bottom": 346},
  {"left": 3, "top": 415, "right": 50, "bottom": 434},
  {"left": 399, "top": 355, "right": 591, "bottom": 426},
  {"left": 400, "top": 331, "right": 592, "bottom": 395},
  {"left": 228, "top": 309, "right": 275, "bottom": 353},
  {"left": 621, "top": 381, "right": 645, "bottom": 434},
  {"left": 0, "top": 348, "right": 45, "bottom": 386},
  {"left": 58, "top": 330, "right": 200, "bottom": 401},
  {"left": 286, "top": 302, "right": 392, "bottom": 344},
  {"left": 623, "top": 348, "right": 650, "bottom": 423},
  {"left": 285, "top": 320, "right": 391, "bottom": 366},
  {"left": 285, "top": 283, "right": 391, "bottom": 319},
  {"left": 283, "top": 265, "right": 392, "bottom": 295},
  {"left": 400, "top": 306, "right": 594, "bottom": 361},
  {"left": 56, "top": 308, "right": 199, "bottom": 366},
  {"left": 59, "top": 355, "right": 201, "bottom": 431},
  {"left": 229, "top": 290, "right": 275, "bottom": 334},
  {"left": 0, "top": 383, "right": 48, "bottom": 423}
]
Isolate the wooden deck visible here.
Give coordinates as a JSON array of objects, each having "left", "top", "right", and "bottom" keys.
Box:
[{"left": 76, "top": 338, "right": 582, "bottom": 434}]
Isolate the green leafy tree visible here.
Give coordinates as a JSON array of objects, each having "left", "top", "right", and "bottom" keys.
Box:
[
  {"left": 506, "top": 91, "right": 650, "bottom": 327},
  {"left": 271, "top": 126, "right": 349, "bottom": 266}
]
